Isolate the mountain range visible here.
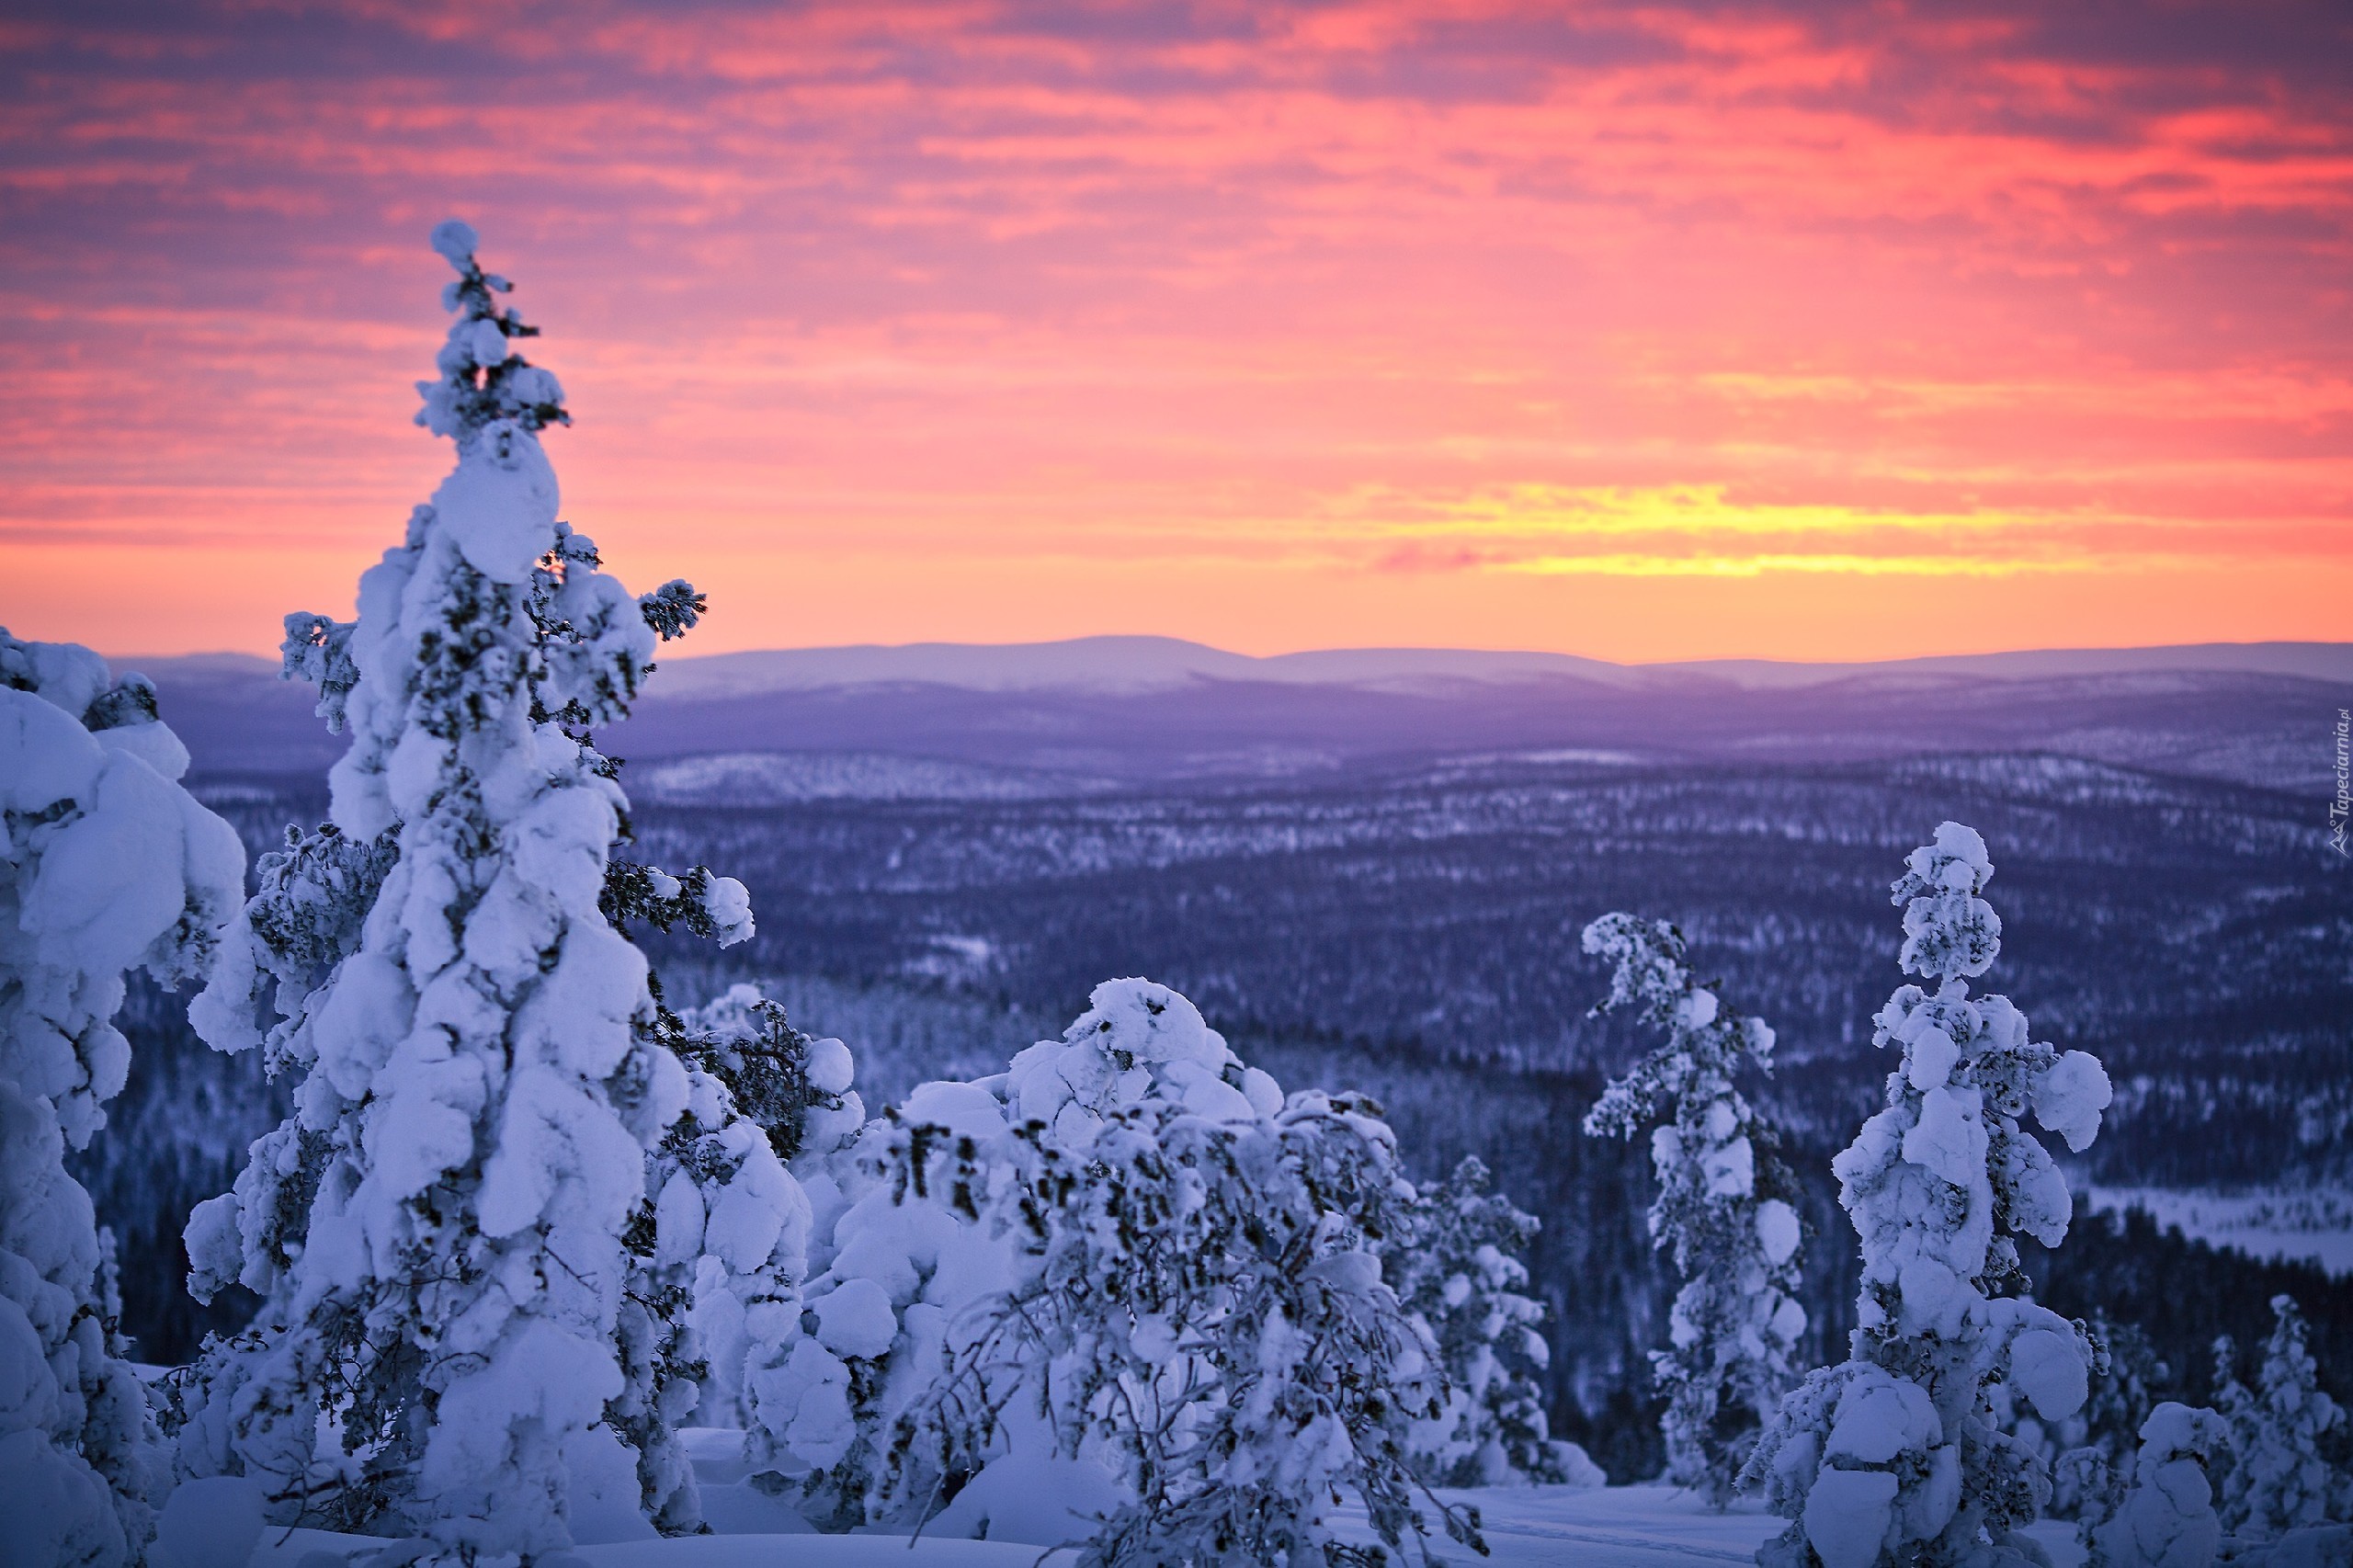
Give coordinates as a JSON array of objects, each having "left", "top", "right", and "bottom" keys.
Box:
[{"left": 134, "top": 636, "right": 2353, "bottom": 798}]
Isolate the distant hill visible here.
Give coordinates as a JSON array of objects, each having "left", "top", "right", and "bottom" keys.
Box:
[
  {"left": 128, "top": 638, "right": 2353, "bottom": 795},
  {"left": 497, "top": 634, "right": 2353, "bottom": 699}
]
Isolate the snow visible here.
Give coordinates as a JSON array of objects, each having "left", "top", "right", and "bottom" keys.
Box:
[
  {"left": 1756, "top": 1199, "right": 1802, "bottom": 1266},
  {"left": 1824, "top": 1371, "right": 1937, "bottom": 1466},
  {"left": 699, "top": 875, "right": 753, "bottom": 943},
  {"left": 152, "top": 1477, "right": 266, "bottom": 1568},
  {"left": 2082, "top": 1186, "right": 2353, "bottom": 1277},
  {"left": 924, "top": 1451, "right": 1125, "bottom": 1548},
  {"left": 808, "top": 1277, "right": 896, "bottom": 1359},
  {"left": 228, "top": 1474, "right": 1793, "bottom": 1568},
  {"left": 1805, "top": 1467, "right": 1899, "bottom": 1568},
  {"left": 250, "top": 1529, "right": 1072, "bottom": 1567},
  {"left": 2008, "top": 1325, "right": 2091, "bottom": 1423},
  {"left": 0, "top": 1427, "right": 131, "bottom": 1568},
  {"left": 2034, "top": 1049, "right": 2113, "bottom": 1153},
  {"left": 631, "top": 751, "right": 1114, "bottom": 805},
  {"left": 806, "top": 1036, "right": 856, "bottom": 1096},
  {"left": 429, "top": 218, "right": 478, "bottom": 263}
]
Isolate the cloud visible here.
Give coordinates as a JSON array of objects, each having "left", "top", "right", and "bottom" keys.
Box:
[{"left": 1, "top": 0, "right": 2347, "bottom": 656}]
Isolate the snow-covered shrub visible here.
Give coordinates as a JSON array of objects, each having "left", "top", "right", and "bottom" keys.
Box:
[
  {"left": 2044, "top": 1313, "right": 2170, "bottom": 1518},
  {"left": 1388, "top": 1156, "right": 1597, "bottom": 1488},
  {"left": 1744, "top": 822, "right": 2116, "bottom": 1568},
  {"left": 597, "top": 942, "right": 798, "bottom": 1529},
  {"left": 2213, "top": 1297, "right": 2350, "bottom": 1542},
  {"left": 165, "top": 222, "right": 746, "bottom": 1557},
  {"left": 743, "top": 978, "right": 1517, "bottom": 1562},
  {"left": 1582, "top": 913, "right": 1805, "bottom": 1504},
  {"left": 0, "top": 631, "right": 244, "bottom": 1565},
  {"left": 2083, "top": 1403, "right": 2232, "bottom": 1568},
  {"left": 733, "top": 1072, "right": 998, "bottom": 1530},
  {"left": 669, "top": 985, "right": 865, "bottom": 1460},
  {"left": 742, "top": 979, "right": 1269, "bottom": 1530},
  {"left": 609, "top": 979, "right": 862, "bottom": 1531},
  {"left": 880, "top": 980, "right": 1483, "bottom": 1566}
]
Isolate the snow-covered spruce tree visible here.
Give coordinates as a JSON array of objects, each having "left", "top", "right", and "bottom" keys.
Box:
[
  {"left": 2081, "top": 1403, "right": 2232, "bottom": 1568},
  {"left": 1581, "top": 913, "right": 1805, "bottom": 1505},
  {"left": 175, "top": 832, "right": 760, "bottom": 1540},
  {"left": 1743, "top": 822, "right": 2116, "bottom": 1568},
  {"left": 2212, "top": 1297, "right": 2350, "bottom": 1542},
  {"left": 872, "top": 980, "right": 1485, "bottom": 1567},
  {"left": 169, "top": 222, "right": 744, "bottom": 1556},
  {"left": 1387, "top": 1155, "right": 1594, "bottom": 1488},
  {"left": 0, "top": 631, "right": 244, "bottom": 1564}
]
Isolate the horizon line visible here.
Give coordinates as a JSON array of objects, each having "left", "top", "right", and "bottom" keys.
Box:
[{"left": 101, "top": 632, "right": 2353, "bottom": 671}]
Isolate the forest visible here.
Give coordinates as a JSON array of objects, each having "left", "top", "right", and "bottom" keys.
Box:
[{"left": 82, "top": 742, "right": 2353, "bottom": 1483}]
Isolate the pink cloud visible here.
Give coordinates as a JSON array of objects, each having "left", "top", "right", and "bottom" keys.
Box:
[{"left": 1, "top": 0, "right": 2347, "bottom": 658}]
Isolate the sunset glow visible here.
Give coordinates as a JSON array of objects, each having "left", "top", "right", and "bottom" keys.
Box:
[{"left": 3, "top": 0, "right": 2347, "bottom": 661}]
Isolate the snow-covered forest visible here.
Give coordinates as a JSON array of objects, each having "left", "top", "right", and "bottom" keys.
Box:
[{"left": 6, "top": 230, "right": 2348, "bottom": 1568}]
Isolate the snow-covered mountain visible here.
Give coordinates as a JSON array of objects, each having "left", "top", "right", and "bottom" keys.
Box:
[
  {"left": 631, "top": 634, "right": 1647, "bottom": 698},
  {"left": 596, "top": 635, "right": 2353, "bottom": 699},
  {"left": 121, "top": 638, "right": 2353, "bottom": 798}
]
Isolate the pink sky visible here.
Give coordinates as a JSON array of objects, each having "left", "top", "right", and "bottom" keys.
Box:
[{"left": 2, "top": 0, "right": 2347, "bottom": 661}]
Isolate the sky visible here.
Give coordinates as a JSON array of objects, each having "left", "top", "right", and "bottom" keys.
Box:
[{"left": 2, "top": 0, "right": 2348, "bottom": 664}]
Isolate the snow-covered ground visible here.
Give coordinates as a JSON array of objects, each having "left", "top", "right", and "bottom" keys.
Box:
[
  {"left": 176, "top": 1426, "right": 2099, "bottom": 1568},
  {"left": 631, "top": 749, "right": 1114, "bottom": 804},
  {"left": 221, "top": 1479, "right": 2091, "bottom": 1567},
  {"left": 2083, "top": 1185, "right": 2353, "bottom": 1277}
]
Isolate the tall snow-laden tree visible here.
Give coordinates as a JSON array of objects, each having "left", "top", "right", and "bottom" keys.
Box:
[
  {"left": 168, "top": 222, "right": 744, "bottom": 1558},
  {"left": 1581, "top": 913, "right": 1805, "bottom": 1505},
  {"left": 0, "top": 631, "right": 244, "bottom": 1565},
  {"left": 1744, "top": 822, "right": 2116, "bottom": 1568},
  {"left": 2212, "top": 1297, "right": 2349, "bottom": 1542}
]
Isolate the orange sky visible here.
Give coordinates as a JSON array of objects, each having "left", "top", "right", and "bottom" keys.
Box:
[{"left": 3, "top": 0, "right": 2348, "bottom": 662}]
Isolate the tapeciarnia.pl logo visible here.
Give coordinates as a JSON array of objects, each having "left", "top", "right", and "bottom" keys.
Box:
[{"left": 2332, "top": 708, "right": 2350, "bottom": 858}]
